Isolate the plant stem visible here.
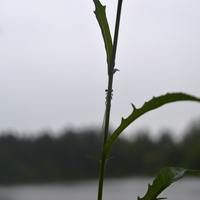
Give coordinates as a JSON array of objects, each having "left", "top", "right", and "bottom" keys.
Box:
[
  {"left": 97, "top": 1, "right": 123, "bottom": 200},
  {"left": 97, "top": 154, "right": 107, "bottom": 200},
  {"left": 102, "top": 77, "right": 114, "bottom": 146},
  {"left": 102, "top": 0, "right": 123, "bottom": 146}
]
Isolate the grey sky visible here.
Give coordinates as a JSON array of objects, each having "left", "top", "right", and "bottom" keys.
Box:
[{"left": 0, "top": 0, "right": 200, "bottom": 137}]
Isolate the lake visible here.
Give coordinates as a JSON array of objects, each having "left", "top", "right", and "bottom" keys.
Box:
[{"left": 0, "top": 177, "right": 199, "bottom": 200}]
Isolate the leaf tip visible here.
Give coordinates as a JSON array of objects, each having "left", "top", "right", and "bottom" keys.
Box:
[
  {"left": 113, "top": 68, "right": 120, "bottom": 74},
  {"left": 121, "top": 117, "right": 125, "bottom": 123},
  {"left": 131, "top": 103, "right": 136, "bottom": 110},
  {"left": 86, "top": 155, "right": 100, "bottom": 162}
]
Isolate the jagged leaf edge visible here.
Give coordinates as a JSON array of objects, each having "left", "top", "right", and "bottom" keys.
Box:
[
  {"left": 93, "top": 0, "right": 113, "bottom": 69},
  {"left": 137, "top": 167, "right": 200, "bottom": 200},
  {"left": 103, "top": 92, "right": 200, "bottom": 156}
]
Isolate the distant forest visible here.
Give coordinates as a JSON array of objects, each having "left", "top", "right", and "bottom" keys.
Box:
[{"left": 0, "top": 120, "right": 200, "bottom": 184}]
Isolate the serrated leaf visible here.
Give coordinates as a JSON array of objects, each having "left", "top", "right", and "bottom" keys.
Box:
[
  {"left": 93, "top": 0, "right": 113, "bottom": 70},
  {"left": 138, "top": 167, "right": 200, "bottom": 200},
  {"left": 103, "top": 92, "right": 200, "bottom": 156}
]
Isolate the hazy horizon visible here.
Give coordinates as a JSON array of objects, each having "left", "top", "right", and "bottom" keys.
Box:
[{"left": 1, "top": 0, "right": 200, "bottom": 137}]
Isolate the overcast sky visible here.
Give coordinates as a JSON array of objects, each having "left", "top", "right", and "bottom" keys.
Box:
[{"left": 0, "top": 0, "right": 200, "bottom": 137}]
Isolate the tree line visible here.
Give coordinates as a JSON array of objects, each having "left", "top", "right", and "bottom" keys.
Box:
[{"left": 0, "top": 120, "right": 200, "bottom": 184}]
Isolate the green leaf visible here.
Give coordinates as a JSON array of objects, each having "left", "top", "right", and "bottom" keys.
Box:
[
  {"left": 86, "top": 155, "right": 100, "bottom": 162},
  {"left": 138, "top": 167, "right": 200, "bottom": 200},
  {"left": 93, "top": 0, "right": 113, "bottom": 70},
  {"left": 103, "top": 92, "right": 200, "bottom": 156}
]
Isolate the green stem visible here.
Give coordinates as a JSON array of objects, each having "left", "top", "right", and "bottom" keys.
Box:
[
  {"left": 97, "top": 1, "right": 123, "bottom": 200},
  {"left": 97, "top": 155, "right": 107, "bottom": 200},
  {"left": 102, "top": 76, "right": 113, "bottom": 146},
  {"left": 103, "top": 0, "right": 123, "bottom": 147},
  {"left": 109, "top": 0, "right": 123, "bottom": 75}
]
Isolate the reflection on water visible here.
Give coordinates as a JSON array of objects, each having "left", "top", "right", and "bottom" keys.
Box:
[{"left": 0, "top": 177, "right": 199, "bottom": 200}]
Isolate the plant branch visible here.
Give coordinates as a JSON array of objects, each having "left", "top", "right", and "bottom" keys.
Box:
[
  {"left": 103, "top": 0, "right": 123, "bottom": 146},
  {"left": 97, "top": 1, "right": 123, "bottom": 200}
]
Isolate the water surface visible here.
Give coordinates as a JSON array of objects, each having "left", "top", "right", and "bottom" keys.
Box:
[{"left": 0, "top": 177, "right": 199, "bottom": 200}]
